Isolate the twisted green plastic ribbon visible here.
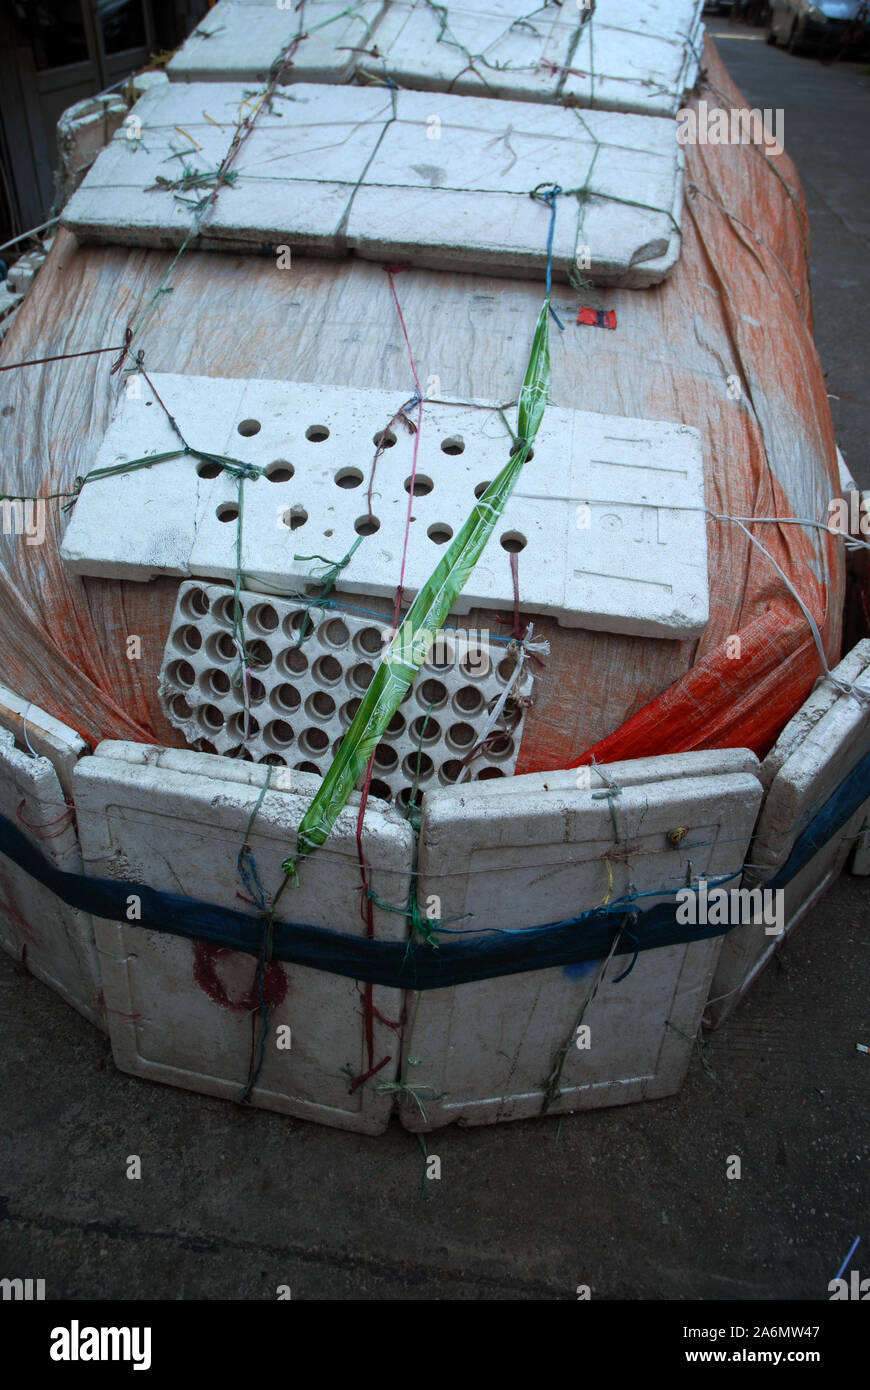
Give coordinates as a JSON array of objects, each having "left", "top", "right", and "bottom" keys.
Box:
[{"left": 281, "top": 298, "right": 551, "bottom": 879}]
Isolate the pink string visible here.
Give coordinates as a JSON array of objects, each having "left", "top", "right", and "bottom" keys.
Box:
[{"left": 385, "top": 266, "right": 424, "bottom": 627}]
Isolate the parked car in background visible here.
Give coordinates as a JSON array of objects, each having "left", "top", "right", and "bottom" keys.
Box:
[{"left": 767, "top": 0, "right": 870, "bottom": 55}]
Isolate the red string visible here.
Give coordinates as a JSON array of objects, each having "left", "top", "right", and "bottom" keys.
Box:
[
  {"left": 384, "top": 266, "right": 425, "bottom": 625},
  {"left": 16, "top": 799, "right": 75, "bottom": 838},
  {"left": 347, "top": 754, "right": 392, "bottom": 1092},
  {"left": 0, "top": 344, "right": 128, "bottom": 373}
]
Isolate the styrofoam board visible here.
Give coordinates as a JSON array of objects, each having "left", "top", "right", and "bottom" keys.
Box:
[
  {"left": 0, "top": 730, "right": 104, "bottom": 1030},
  {"left": 363, "top": 0, "right": 704, "bottom": 117},
  {"left": 61, "top": 82, "right": 685, "bottom": 286},
  {"left": 167, "top": 0, "right": 387, "bottom": 84},
  {"left": 59, "top": 372, "right": 708, "bottom": 640},
  {"left": 758, "top": 639, "right": 870, "bottom": 791},
  {"left": 400, "top": 756, "right": 762, "bottom": 1129},
  {"left": 0, "top": 683, "right": 88, "bottom": 799},
  {"left": 707, "top": 652, "right": 870, "bottom": 1027},
  {"left": 74, "top": 745, "right": 414, "bottom": 1133},
  {"left": 157, "top": 581, "right": 533, "bottom": 800}
]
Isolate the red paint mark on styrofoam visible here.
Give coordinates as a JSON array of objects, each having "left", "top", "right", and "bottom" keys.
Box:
[{"left": 193, "top": 941, "right": 287, "bottom": 1013}]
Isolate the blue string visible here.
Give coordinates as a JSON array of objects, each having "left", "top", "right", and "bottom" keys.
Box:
[{"left": 530, "top": 183, "right": 566, "bottom": 329}]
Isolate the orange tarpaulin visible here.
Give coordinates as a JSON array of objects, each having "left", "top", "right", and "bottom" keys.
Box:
[{"left": 0, "top": 41, "right": 843, "bottom": 772}]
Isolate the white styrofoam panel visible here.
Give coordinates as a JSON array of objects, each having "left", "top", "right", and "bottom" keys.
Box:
[
  {"left": 74, "top": 745, "right": 414, "bottom": 1133},
  {"left": 707, "top": 650, "right": 870, "bottom": 1027},
  {"left": 400, "top": 753, "right": 763, "bottom": 1129},
  {"left": 59, "top": 372, "right": 708, "bottom": 639},
  {"left": 0, "top": 731, "right": 104, "bottom": 1030},
  {"left": 0, "top": 683, "right": 88, "bottom": 799},
  {"left": 362, "top": 0, "right": 704, "bottom": 117},
  {"left": 757, "top": 640, "right": 870, "bottom": 791},
  {"left": 157, "top": 581, "right": 533, "bottom": 802},
  {"left": 61, "top": 82, "right": 685, "bottom": 286},
  {"left": 167, "top": 0, "right": 386, "bottom": 85}
]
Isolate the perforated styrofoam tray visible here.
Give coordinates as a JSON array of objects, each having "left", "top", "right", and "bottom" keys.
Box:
[
  {"left": 61, "top": 372, "right": 709, "bottom": 640},
  {"left": 159, "top": 581, "right": 533, "bottom": 805}
]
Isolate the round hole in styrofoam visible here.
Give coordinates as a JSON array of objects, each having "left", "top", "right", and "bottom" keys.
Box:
[
  {"left": 237, "top": 419, "right": 261, "bottom": 437},
  {"left": 173, "top": 625, "right": 203, "bottom": 654},
  {"left": 340, "top": 697, "right": 361, "bottom": 725},
  {"left": 279, "top": 647, "right": 308, "bottom": 677},
  {"left": 306, "top": 691, "right": 336, "bottom": 720},
  {"left": 306, "top": 425, "right": 330, "bottom": 442},
  {"left": 247, "top": 640, "right": 272, "bottom": 668},
  {"left": 460, "top": 650, "right": 491, "bottom": 680},
  {"left": 439, "top": 759, "right": 464, "bottom": 785},
  {"left": 216, "top": 503, "right": 239, "bottom": 523},
  {"left": 265, "top": 460, "right": 294, "bottom": 482},
  {"left": 248, "top": 677, "right": 266, "bottom": 705},
  {"left": 260, "top": 753, "right": 287, "bottom": 766},
  {"left": 180, "top": 587, "right": 209, "bottom": 620},
  {"left": 355, "top": 626, "right": 385, "bottom": 657},
  {"left": 369, "top": 779, "right": 392, "bottom": 801},
  {"left": 404, "top": 474, "right": 433, "bottom": 496},
  {"left": 229, "top": 747, "right": 254, "bottom": 762},
  {"left": 441, "top": 436, "right": 465, "bottom": 456},
  {"left": 355, "top": 514, "right": 380, "bottom": 537},
  {"left": 478, "top": 766, "right": 506, "bottom": 781},
  {"left": 200, "top": 704, "right": 225, "bottom": 731},
  {"left": 418, "top": 678, "right": 447, "bottom": 708},
  {"left": 264, "top": 719, "right": 295, "bottom": 749},
  {"left": 403, "top": 751, "right": 434, "bottom": 781},
  {"left": 171, "top": 695, "right": 194, "bottom": 720},
  {"left": 196, "top": 459, "right": 222, "bottom": 479},
  {"left": 331, "top": 736, "right": 344, "bottom": 757},
  {"left": 397, "top": 786, "right": 422, "bottom": 811},
  {"left": 228, "top": 712, "right": 260, "bottom": 740},
  {"left": 496, "top": 656, "right": 516, "bottom": 683},
  {"left": 410, "top": 715, "right": 441, "bottom": 744},
  {"left": 272, "top": 683, "right": 301, "bottom": 714},
  {"left": 322, "top": 618, "right": 349, "bottom": 648},
  {"left": 447, "top": 721, "right": 476, "bottom": 750},
  {"left": 200, "top": 668, "right": 230, "bottom": 698},
  {"left": 373, "top": 742, "right": 398, "bottom": 770},
  {"left": 427, "top": 523, "right": 453, "bottom": 545},
  {"left": 167, "top": 659, "right": 196, "bottom": 688},
  {"left": 386, "top": 711, "right": 406, "bottom": 736},
  {"left": 454, "top": 685, "right": 483, "bottom": 714},
  {"left": 508, "top": 444, "right": 533, "bottom": 460},
  {"left": 206, "top": 631, "right": 237, "bottom": 663},
  {"left": 283, "top": 610, "right": 315, "bottom": 643},
  {"left": 474, "top": 480, "right": 491, "bottom": 499},
  {"left": 248, "top": 603, "right": 279, "bottom": 634},
  {"left": 313, "top": 654, "right": 343, "bottom": 687},
  {"left": 282, "top": 506, "right": 308, "bottom": 530},
  {"left": 335, "top": 467, "right": 363, "bottom": 488},
  {"left": 349, "top": 662, "right": 374, "bottom": 692},
  {"left": 373, "top": 428, "right": 396, "bottom": 449},
  {"left": 212, "top": 593, "right": 238, "bottom": 627},
  {"left": 294, "top": 761, "right": 321, "bottom": 775},
  {"left": 425, "top": 635, "right": 454, "bottom": 670},
  {"left": 487, "top": 734, "right": 515, "bottom": 759},
  {"left": 301, "top": 726, "right": 329, "bottom": 754},
  {"left": 500, "top": 531, "right": 527, "bottom": 552}
]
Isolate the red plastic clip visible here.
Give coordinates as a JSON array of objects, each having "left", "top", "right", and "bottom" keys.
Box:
[{"left": 577, "top": 307, "right": 617, "bottom": 330}]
